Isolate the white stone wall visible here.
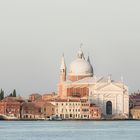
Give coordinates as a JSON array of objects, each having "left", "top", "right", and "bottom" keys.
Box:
[{"left": 89, "top": 82, "right": 129, "bottom": 118}]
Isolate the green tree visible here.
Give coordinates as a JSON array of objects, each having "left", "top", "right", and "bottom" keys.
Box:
[
  {"left": 0, "top": 89, "right": 2, "bottom": 100},
  {"left": 0, "top": 89, "right": 4, "bottom": 100},
  {"left": 1, "top": 90, "right": 4, "bottom": 99},
  {"left": 13, "top": 89, "right": 16, "bottom": 97}
]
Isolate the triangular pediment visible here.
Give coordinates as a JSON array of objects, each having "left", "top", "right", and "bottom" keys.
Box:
[{"left": 96, "top": 83, "right": 123, "bottom": 91}]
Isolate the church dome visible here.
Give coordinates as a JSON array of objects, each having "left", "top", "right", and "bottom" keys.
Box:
[
  {"left": 68, "top": 48, "right": 94, "bottom": 81},
  {"left": 69, "top": 58, "right": 93, "bottom": 76}
]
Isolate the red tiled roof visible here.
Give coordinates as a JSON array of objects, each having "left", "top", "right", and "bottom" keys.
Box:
[
  {"left": 29, "top": 93, "right": 41, "bottom": 96},
  {"left": 2, "top": 97, "right": 24, "bottom": 102}
]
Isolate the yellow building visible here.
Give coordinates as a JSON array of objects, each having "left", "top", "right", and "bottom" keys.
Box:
[
  {"left": 51, "top": 98, "right": 101, "bottom": 120},
  {"left": 130, "top": 106, "right": 140, "bottom": 119}
]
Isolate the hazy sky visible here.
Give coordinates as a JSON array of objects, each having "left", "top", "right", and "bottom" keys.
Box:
[{"left": 0, "top": 0, "right": 140, "bottom": 97}]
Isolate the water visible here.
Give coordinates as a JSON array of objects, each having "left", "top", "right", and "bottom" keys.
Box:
[{"left": 0, "top": 121, "right": 140, "bottom": 140}]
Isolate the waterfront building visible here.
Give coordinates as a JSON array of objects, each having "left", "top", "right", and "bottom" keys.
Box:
[
  {"left": 21, "top": 101, "right": 55, "bottom": 119},
  {"left": 0, "top": 97, "right": 24, "bottom": 119},
  {"left": 89, "top": 103, "right": 101, "bottom": 119},
  {"left": 58, "top": 48, "right": 129, "bottom": 119},
  {"left": 51, "top": 98, "right": 81, "bottom": 119},
  {"left": 80, "top": 97, "right": 101, "bottom": 119},
  {"left": 129, "top": 91, "right": 140, "bottom": 119},
  {"left": 51, "top": 98, "right": 101, "bottom": 120},
  {"left": 80, "top": 97, "right": 90, "bottom": 119},
  {"left": 21, "top": 102, "right": 42, "bottom": 119},
  {"left": 130, "top": 106, "right": 140, "bottom": 119},
  {"left": 34, "top": 100, "right": 55, "bottom": 118}
]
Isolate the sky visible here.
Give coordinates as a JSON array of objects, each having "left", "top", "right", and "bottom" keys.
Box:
[{"left": 0, "top": 0, "right": 140, "bottom": 97}]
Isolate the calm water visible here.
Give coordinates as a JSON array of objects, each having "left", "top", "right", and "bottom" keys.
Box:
[{"left": 0, "top": 121, "right": 140, "bottom": 140}]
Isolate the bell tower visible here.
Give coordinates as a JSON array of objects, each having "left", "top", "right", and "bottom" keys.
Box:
[{"left": 60, "top": 54, "right": 66, "bottom": 82}]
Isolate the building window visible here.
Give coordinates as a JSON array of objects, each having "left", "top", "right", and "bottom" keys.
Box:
[{"left": 39, "top": 108, "right": 42, "bottom": 113}]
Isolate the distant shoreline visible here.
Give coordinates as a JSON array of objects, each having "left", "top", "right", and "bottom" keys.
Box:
[{"left": 0, "top": 119, "right": 140, "bottom": 121}]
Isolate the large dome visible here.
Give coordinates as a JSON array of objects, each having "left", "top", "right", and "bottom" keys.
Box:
[
  {"left": 69, "top": 58, "right": 93, "bottom": 76},
  {"left": 68, "top": 48, "right": 94, "bottom": 81}
]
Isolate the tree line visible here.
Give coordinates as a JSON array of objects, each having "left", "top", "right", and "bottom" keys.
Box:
[{"left": 0, "top": 89, "right": 17, "bottom": 101}]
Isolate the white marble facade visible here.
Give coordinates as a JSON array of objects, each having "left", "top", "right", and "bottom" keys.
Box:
[{"left": 88, "top": 77, "right": 129, "bottom": 118}]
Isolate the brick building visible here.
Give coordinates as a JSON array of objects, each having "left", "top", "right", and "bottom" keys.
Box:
[
  {"left": 80, "top": 98, "right": 101, "bottom": 119},
  {"left": 129, "top": 91, "right": 140, "bottom": 119},
  {"left": 21, "top": 102, "right": 42, "bottom": 119},
  {"left": 29, "top": 93, "right": 42, "bottom": 102},
  {"left": 129, "top": 91, "right": 140, "bottom": 108},
  {"left": 89, "top": 104, "right": 101, "bottom": 119},
  {"left": 42, "top": 93, "right": 56, "bottom": 101},
  {"left": 0, "top": 97, "right": 24, "bottom": 119},
  {"left": 21, "top": 101, "right": 55, "bottom": 119}
]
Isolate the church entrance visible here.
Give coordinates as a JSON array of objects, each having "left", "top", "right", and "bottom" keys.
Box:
[{"left": 106, "top": 101, "right": 112, "bottom": 115}]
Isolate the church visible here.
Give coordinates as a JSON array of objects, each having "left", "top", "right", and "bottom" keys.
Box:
[{"left": 58, "top": 48, "right": 129, "bottom": 118}]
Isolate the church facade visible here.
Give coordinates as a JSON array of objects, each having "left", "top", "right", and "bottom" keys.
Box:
[{"left": 58, "top": 48, "right": 129, "bottom": 119}]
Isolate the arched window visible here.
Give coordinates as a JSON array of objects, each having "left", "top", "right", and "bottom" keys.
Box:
[{"left": 106, "top": 101, "right": 112, "bottom": 115}]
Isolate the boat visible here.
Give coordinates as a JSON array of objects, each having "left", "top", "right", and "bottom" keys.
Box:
[
  {"left": 49, "top": 115, "right": 62, "bottom": 121},
  {"left": 0, "top": 114, "right": 18, "bottom": 120}
]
